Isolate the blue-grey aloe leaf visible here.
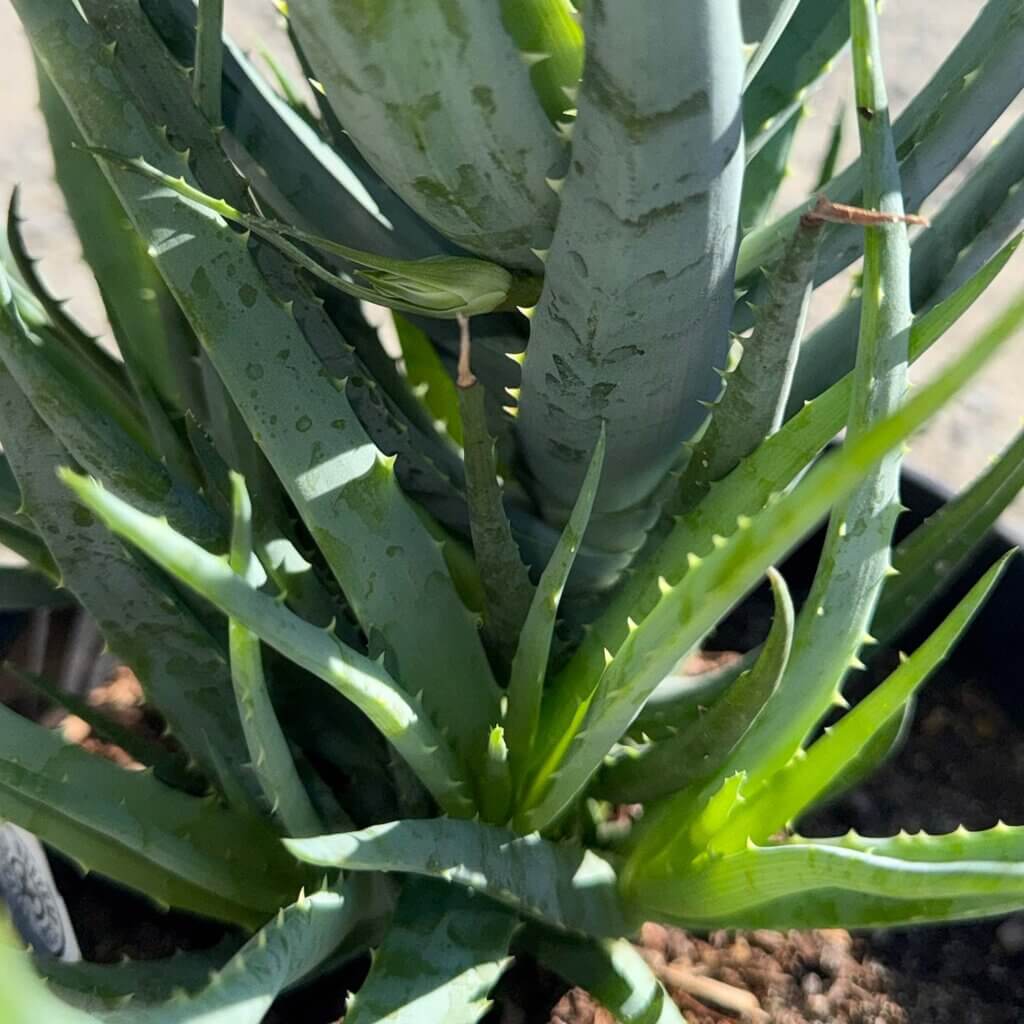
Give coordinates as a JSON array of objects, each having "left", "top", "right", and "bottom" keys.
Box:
[
  {"left": 517, "top": 0, "right": 744, "bottom": 535},
  {"left": 872, "top": 428, "right": 1024, "bottom": 647},
  {"left": 192, "top": 0, "right": 224, "bottom": 124},
  {"left": 344, "top": 878, "right": 517, "bottom": 1024},
  {"left": 290, "top": 0, "right": 563, "bottom": 271},
  {"left": 595, "top": 568, "right": 793, "bottom": 805},
  {"left": 709, "top": 0, "right": 913, "bottom": 792},
  {"left": 15, "top": 0, "right": 500, "bottom": 785},
  {"left": 0, "top": 702, "right": 304, "bottom": 929},
  {"left": 286, "top": 818, "right": 630, "bottom": 938},
  {"left": 520, "top": 927, "right": 685, "bottom": 1024}
]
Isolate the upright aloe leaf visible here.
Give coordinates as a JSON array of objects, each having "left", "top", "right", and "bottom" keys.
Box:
[
  {"left": 344, "top": 878, "right": 517, "bottom": 1024},
  {"left": 505, "top": 428, "right": 605, "bottom": 786},
  {"left": 192, "top": 0, "right": 224, "bottom": 124},
  {"left": 34, "top": 62, "right": 199, "bottom": 416},
  {"left": 15, "top": 0, "right": 500, "bottom": 786},
  {"left": 517, "top": 0, "right": 744, "bottom": 540},
  {"left": 289, "top": 1, "right": 563, "bottom": 271},
  {"left": 228, "top": 473, "right": 325, "bottom": 836},
  {"left": 716, "top": 0, "right": 913, "bottom": 789}
]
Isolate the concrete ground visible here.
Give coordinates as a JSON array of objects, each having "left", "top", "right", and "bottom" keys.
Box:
[{"left": 0, "top": 1, "right": 1021, "bottom": 529}]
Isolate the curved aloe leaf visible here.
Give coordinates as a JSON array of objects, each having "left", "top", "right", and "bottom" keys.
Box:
[
  {"left": 873, "top": 429, "right": 1024, "bottom": 646},
  {"left": 290, "top": 0, "right": 562, "bottom": 271},
  {"left": 0, "top": 703, "right": 302, "bottom": 929},
  {"left": 709, "top": 0, "right": 913, "bottom": 791},
  {"left": 519, "top": 290, "right": 1024, "bottom": 832},
  {"left": 743, "top": 0, "right": 802, "bottom": 88},
  {"left": 0, "top": 917, "right": 97, "bottom": 1024},
  {"left": 629, "top": 841, "right": 1024, "bottom": 927},
  {"left": 109, "top": 885, "right": 361, "bottom": 1024},
  {"left": 62, "top": 470, "right": 476, "bottom": 819},
  {"left": 596, "top": 568, "right": 793, "bottom": 805},
  {"left": 394, "top": 315, "right": 464, "bottom": 446},
  {"left": 344, "top": 878, "right": 516, "bottom": 1024},
  {"left": 506, "top": 428, "right": 605, "bottom": 786},
  {"left": 0, "top": 347, "right": 248, "bottom": 791},
  {"left": 518, "top": 0, "right": 744, "bottom": 532},
  {"left": 286, "top": 819, "right": 630, "bottom": 938},
  {"left": 228, "top": 473, "right": 325, "bottom": 836},
  {"left": 15, "top": 0, "right": 500, "bottom": 785},
  {"left": 707, "top": 554, "right": 1011, "bottom": 854},
  {"left": 520, "top": 928, "right": 684, "bottom": 1024},
  {"left": 800, "top": 822, "right": 1024, "bottom": 864}
]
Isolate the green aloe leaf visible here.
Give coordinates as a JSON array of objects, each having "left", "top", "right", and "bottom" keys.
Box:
[
  {"left": 706, "top": 553, "right": 1012, "bottom": 854},
  {"left": 506, "top": 428, "right": 605, "bottom": 788},
  {"left": 62, "top": 470, "right": 476, "bottom": 819},
  {"left": 394, "top": 314, "right": 464, "bottom": 446},
  {"left": 595, "top": 568, "right": 793, "bottom": 805},
  {"left": 872, "top": 428, "right": 1024, "bottom": 646},
  {"left": 15, "top": 0, "right": 500, "bottom": 786},
  {"left": 109, "top": 884, "right": 362, "bottom": 1024},
  {"left": 34, "top": 60, "right": 199, "bottom": 416},
  {"left": 520, "top": 289, "right": 1024, "bottom": 833},
  {"left": 499, "top": 0, "right": 584, "bottom": 125},
  {"left": 627, "top": 840, "right": 1024, "bottom": 928},
  {"left": 192, "top": 0, "right": 225, "bottom": 124},
  {"left": 290, "top": 0, "right": 563, "bottom": 271},
  {"left": 457, "top": 327, "right": 535, "bottom": 672},
  {"left": 0, "top": 702, "right": 303, "bottom": 929},
  {"left": 520, "top": 928, "right": 685, "bottom": 1024},
  {"left": 518, "top": 0, "right": 744, "bottom": 535},
  {"left": 698, "top": 0, "right": 914, "bottom": 793},
  {"left": 679, "top": 211, "right": 823, "bottom": 505},
  {"left": 286, "top": 818, "right": 630, "bottom": 938},
  {"left": 228, "top": 472, "right": 326, "bottom": 836},
  {"left": 743, "top": 0, "right": 802, "bottom": 88},
  {"left": 344, "top": 878, "right": 517, "bottom": 1024}
]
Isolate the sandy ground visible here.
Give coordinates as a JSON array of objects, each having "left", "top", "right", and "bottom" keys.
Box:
[{"left": 0, "top": 1, "right": 1021, "bottom": 530}]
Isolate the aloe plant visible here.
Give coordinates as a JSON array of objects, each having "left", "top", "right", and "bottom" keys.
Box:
[{"left": 0, "top": 0, "right": 1022, "bottom": 1020}]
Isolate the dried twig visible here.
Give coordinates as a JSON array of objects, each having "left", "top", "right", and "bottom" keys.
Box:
[{"left": 801, "top": 193, "right": 929, "bottom": 228}]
